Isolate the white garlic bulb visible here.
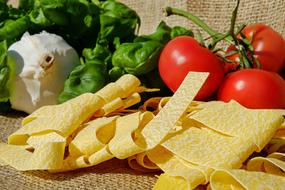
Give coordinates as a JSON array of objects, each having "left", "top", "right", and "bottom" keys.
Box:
[{"left": 8, "top": 31, "right": 79, "bottom": 113}]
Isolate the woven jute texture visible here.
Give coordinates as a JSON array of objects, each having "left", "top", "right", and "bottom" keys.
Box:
[
  {"left": 0, "top": 112, "right": 159, "bottom": 190},
  {"left": 120, "top": 0, "right": 190, "bottom": 35},
  {"left": 1, "top": 0, "right": 285, "bottom": 189},
  {"left": 186, "top": 0, "right": 285, "bottom": 38},
  {"left": 121, "top": 0, "right": 285, "bottom": 38}
]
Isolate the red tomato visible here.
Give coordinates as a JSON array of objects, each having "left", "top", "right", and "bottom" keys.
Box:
[
  {"left": 226, "top": 24, "right": 285, "bottom": 73},
  {"left": 158, "top": 36, "right": 224, "bottom": 100},
  {"left": 218, "top": 69, "right": 285, "bottom": 109}
]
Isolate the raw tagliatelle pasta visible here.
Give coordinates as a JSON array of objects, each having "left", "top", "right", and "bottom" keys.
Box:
[
  {"left": 0, "top": 72, "right": 285, "bottom": 190},
  {"left": 144, "top": 98, "right": 285, "bottom": 189},
  {"left": 0, "top": 72, "right": 208, "bottom": 172}
]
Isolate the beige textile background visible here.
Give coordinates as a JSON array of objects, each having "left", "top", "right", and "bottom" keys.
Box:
[
  {"left": 186, "top": 0, "right": 285, "bottom": 37},
  {"left": 120, "top": 0, "right": 190, "bottom": 34},
  {"left": 1, "top": 0, "right": 285, "bottom": 189},
  {"left": 121, "top": 0, "right": 285, "bottom": 38}
]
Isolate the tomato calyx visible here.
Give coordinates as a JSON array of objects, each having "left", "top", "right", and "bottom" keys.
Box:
[
  {"left": 226, "top": 0, "right": 258, "bottom": 69},
  {"left": 223, "top": 32, "right": 262, "bottom": 72},
  {"left": 225, "top": 1, "right": 262, "bottom": 72},
  {"left": 220, "top": 0, "right": 259, "bottom": 72}
]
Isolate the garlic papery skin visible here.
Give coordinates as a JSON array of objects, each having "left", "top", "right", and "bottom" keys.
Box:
[{"left": 8, "top": 31, "right": 80, "bottom": 114}]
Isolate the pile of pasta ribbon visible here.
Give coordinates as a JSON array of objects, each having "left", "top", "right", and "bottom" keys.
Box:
[{"left": 0, "top": 72, "right": 285, "bottom": 190}]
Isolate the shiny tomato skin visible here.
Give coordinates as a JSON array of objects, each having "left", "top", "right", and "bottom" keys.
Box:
[
  {"left": 227, "top": 24, "right": 285, "bottom": 73},
  {"left": 158, "top": 36, "right": 224, "bottom": 100},
  {"left": 218, "top": 69, "right": 285, "bottom": 109}
]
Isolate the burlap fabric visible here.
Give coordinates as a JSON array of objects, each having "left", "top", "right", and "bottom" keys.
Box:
[
  {"left": 1, "top": 0, "right": 285, "bottom": 189},
  {"left": 121, "top": 0, "right": 285, "bottom": 37}
]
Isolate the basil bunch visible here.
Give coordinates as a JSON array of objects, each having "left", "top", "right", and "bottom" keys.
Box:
[{"left": 58, "top": 0, "right": 140, "bottom": 102}]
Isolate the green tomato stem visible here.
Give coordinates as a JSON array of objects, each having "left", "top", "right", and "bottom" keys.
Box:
[
  {"left": 164, "top": 6, "right": 233, "bottom": 43},
  {"left": 229, "top": 0, "right": 240, "bottom": 45},
  {"left": 164, "top": 7, "right": 218, "bottom": 37}
]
